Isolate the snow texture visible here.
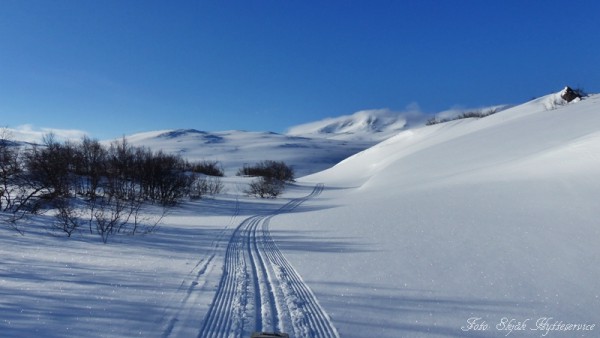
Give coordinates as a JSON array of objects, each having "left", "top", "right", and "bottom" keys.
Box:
[
  {"left": 286, "top": 108, "right": 424, "bottom": 142},
  {"left": 121, "top": 129, "right": 373, "bottom": 177},
  {"left": 2, "top": 90, "right": 600, "bottom": 337}
]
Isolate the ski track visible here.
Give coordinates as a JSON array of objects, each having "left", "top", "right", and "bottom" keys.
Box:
[
  {"left": 161, "top": 196, "right": 241, "bottom": 338},
  {"left": 198, "top": 183, "right": 339, "bottom": 338}
]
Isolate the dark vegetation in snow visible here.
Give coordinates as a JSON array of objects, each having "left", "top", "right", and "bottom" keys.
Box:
[
  {"left": 0, "top": 131, "right": 225, "bottom": 242},
  {"left": 237, "top": 160, "right": 295, "bottom": 198},
  {"left": 188, "top": 160, "right": 225, "bottom": 177},
  {"left": 237, "top": 160, "right": 295, "bottom": 183},
  {"left": 425, "top": 108, "right": 499, "bottom": 126}
]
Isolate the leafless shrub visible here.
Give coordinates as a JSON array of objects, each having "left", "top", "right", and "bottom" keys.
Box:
[
  {"left": 189, "top": 175, "right": 224, "bottom": 200},
  {"left": 3, "top": 133, "right": 192, "bottom": 239},
  {"left": 245, "top": 177, "right": 284, "bottom": 198},
  {"left": 53, "top": 197, "right": 84, "bottom": 237},
  {"left": 237, "top": 160, "right": 295, "bottom": 182},
  {"left": 188, "top": 160, "right": 224, "bottom": 177}
]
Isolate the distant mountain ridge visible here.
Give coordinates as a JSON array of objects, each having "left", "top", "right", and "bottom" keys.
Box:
[
  {"left": 124, "top": 128, "right": 372, "bottom": 177},
  {"left": 156, "top": 129, "right": 225, "bottom": 143},
  {"left": 286, "top": 108, "right": 425, "bottom": 142},
  {"left": 117, "top": 103, "right": 524, "bottom": 176},
  {"left": 9, "top": 91, "right": 583, "bottom": 179}
]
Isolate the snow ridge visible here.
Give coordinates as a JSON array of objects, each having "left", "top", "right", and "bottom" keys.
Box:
[{"left": 287, "top": 109, "right": 423, "bottom": 141}]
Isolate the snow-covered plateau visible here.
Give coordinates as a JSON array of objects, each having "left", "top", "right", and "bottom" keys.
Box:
[{"left": 2, "top": 90, "right": 599, "bottom": 337}]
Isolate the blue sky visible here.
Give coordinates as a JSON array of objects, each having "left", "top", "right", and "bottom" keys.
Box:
[{"left": 1, "top": 0, "right": 598, "bottom": 140}]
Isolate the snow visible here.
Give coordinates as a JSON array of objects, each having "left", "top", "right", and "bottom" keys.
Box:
[
  {"left": 285, "top": 91, "right": 600, "bottom": 337},
  {"left": 2, "top": 90, "right": 600, "bottom": 337},
  {"left": 286, "top": 108, "right": 425, "bottom": 142},
  {"left": 121, "top": 129, "right": 373, "bottom": 177}
]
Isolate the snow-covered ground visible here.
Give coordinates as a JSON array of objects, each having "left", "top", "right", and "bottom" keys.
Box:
[
  {"left": 122, "top": 129, "right": 372, "bottom": 177},
  {"left": 2, "top": 90, "right": 600, "bottom": 337},
  {"left": 282, "top": 91, "right": 600, "bottom": 337}
]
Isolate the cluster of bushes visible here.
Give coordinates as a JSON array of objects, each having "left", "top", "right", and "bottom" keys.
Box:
[
  {"left": 237, "top": 160, "right": 295, "bottom": 182},
  {"left": 1, "top": 128, "right": 297, "bottom": 240},
  {"left": 188, "top": 160, "right": 224, "bottom": 177},
  {"left": 237, "top": 160, "right": 295, "bottom": 198},
  {"left": 426, "top": 108, "right": 498, "bottom": 126},
  {"left": 0, "top": 132, "right": 223, "bottom": 241}
]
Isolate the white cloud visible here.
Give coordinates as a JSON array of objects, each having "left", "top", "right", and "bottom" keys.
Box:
[{"left": 5, "top": 124, "right": 88, "bottom": 144}]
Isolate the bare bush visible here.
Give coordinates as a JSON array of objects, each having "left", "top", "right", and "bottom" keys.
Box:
[
  {"left": 188, "top": 160, "right": 224, "bottom": 177},
  {"left": 94, "top": 195, "right": 129, "bottom": 243},
  {"left": 3, "top": 133, "right": 193, "bottom": 239},
  {"left": 74, "top": 136, "right": 106, "bottom": 198},
  {"left": 245, "top": 177, "right": 284, "bottom": 198},
  {"left": 237, "top": 160, "right": 294, "bottom": 182},
  {"left": 0, "top": 129, "right": 48, "bottom": 232},
  {"left": 189, "top": 175, "right": 224, "bottom": 199},
  {"left": 53, "top": 197, "right": 84, "bottom": 237},
  {"left": 25, "top": 133, "right": 81, "bottom": 200},
  {"left": 0, "top": 130, "right": 23, "bottom": 213}
]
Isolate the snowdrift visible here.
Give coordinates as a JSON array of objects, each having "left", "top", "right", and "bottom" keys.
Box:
[{"left": 275, "top": 91, "right": 600, "bottom": 337}]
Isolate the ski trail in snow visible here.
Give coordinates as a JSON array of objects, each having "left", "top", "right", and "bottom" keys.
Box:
[
  {"left": 161, "top": 197, "right": 241, "bottom": 338},
  {"left": 198, "top": 183, "right": 339, "bottom": 338}
]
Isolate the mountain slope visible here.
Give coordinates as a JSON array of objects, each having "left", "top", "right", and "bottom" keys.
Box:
[
  {"left": 274, "top": 91, "right": 600, "bottom": 337},
  {"left": 123, "top": 129, "right": 372, "bottom": 176},
  {"left": 286, "top": 108, "right": 424, "bottom": 142}
]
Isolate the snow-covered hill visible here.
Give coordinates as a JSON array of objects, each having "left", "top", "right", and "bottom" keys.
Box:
[
  {"left": 276, "top": 90, "right": 600, "bottom": 337},
  {"left": 286, "top": 108, "right": 425, "bottom": 142},
  {"left": 120, "top": 108, "right": 431, "bottom": 176},
  {"left": 122, "top": 129, "right": 373, "bottom": 177}
]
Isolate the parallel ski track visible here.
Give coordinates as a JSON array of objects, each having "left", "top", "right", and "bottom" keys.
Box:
[
  {"left": 198, "top": 183, "right": 339, "bottom": 338},
  {"left": 161, "top": 196, "right": 240, "bottom": 338}
]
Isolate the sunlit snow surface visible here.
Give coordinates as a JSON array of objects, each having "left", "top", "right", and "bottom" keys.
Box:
[
  {"left": 2, "top": 91, "right": 600, "bottom": 337},
  {"left": 124, "top": 129, "right": 373, "bottom": 178}
]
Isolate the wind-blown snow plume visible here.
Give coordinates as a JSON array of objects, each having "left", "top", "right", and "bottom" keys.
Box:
[{"left": 286, "top": 108, "right": 426, "bottom": 141}]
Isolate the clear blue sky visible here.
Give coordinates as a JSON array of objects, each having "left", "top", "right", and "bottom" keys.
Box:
[{"left": 1, "top": 0, "right": 598, "bottom": 139}]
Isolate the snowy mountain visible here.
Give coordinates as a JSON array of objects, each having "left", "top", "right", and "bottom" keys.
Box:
[
  {"left": 303, "top": 93, "right": 583, "bottom": 186},
  {"left": 286, "top": 108, "right": 425, "bottom": 141},
  {"left": 123, "top": 128, "right": 373, "bottom": 177},
  {"left": 120, "top": 108, "right": 431, "bottom": 176},
  {"left": 278, "top": 90, "right": 600, "bottom": 337}
]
